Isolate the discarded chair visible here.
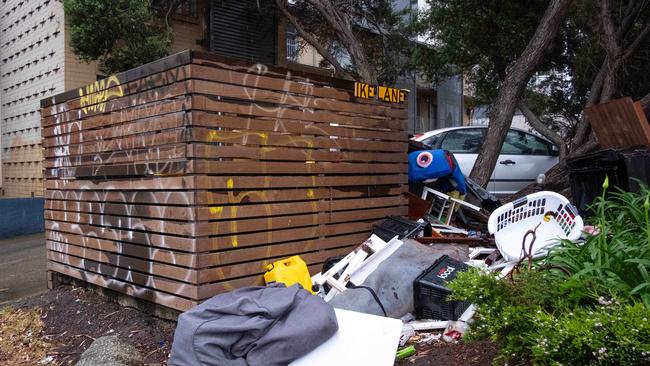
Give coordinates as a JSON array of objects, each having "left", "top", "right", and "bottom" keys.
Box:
[
  {"left": 312, "top": 235, "right": 403, "bottom": 302},
  {"left": 421, "top": 187, "right": 481, "bottom": 235}
]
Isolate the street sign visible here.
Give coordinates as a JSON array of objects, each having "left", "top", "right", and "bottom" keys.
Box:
[{"left": 354, "top": 82, "right": 407, "bottom": 104}]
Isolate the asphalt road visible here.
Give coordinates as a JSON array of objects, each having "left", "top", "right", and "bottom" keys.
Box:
[{"left": 0, "top": 233, "right": 47, "bottom": 305}]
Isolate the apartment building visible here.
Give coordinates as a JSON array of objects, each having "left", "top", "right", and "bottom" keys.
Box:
[
  {"left": 1, "top": 0, "right": 65, "bottom": 197},
  {"left": 0, "top": 0, "right": 293, "bottom": 197}
]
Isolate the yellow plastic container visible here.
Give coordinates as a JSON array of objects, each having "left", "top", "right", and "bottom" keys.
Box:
[{"left": 264, "top": 255, "right": 314, "bottom": 293}]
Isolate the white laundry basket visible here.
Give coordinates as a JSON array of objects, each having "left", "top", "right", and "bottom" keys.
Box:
[{"left": 488, "top": 191, "right": 583, "bottom": 261}]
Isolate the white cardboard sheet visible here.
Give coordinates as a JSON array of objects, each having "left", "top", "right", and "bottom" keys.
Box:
[{"left": 290, "top": 308, "right": 402, "bottom": 366}]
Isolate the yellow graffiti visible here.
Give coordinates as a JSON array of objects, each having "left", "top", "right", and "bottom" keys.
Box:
[
  {"left": 206, "top": 134, "right": 321, "bottom": 251},
  {"left": 78, "top": 75, "right": 124, "bottom": 114},
  {"left": 207, "top": 130, "right": 270, "bottom": 143},
  {"left": 208, "top": 178, "right": 273, "bottom": 248},
  {"left": 203, "top": 71, "right": 335, "bottom": 288}
]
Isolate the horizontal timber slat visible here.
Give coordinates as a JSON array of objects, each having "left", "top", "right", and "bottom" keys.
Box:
[
  {"left": 47, "top": 261, "right": 198, "bottom": 311},
  {"left": 45, "top": 230, "right": 197, "bottom": 267},
  {"left": 47, "top": 250, "right": 199, "bottom": 296},
  {"left": 45, "top": 195, "right": 404, "bottom": 221},
  {"left": 44, "top": 186, "right": 405, "bottom": 205},
  {"left": 45, "top": 205, "right": 407, "bottom": 236},
  {"left": 46, "top": 219, "right": 379, "bottom": 253}
]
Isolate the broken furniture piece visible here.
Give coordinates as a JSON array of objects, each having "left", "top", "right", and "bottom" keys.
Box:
[
  {"left": 421, "top": 187, "right": 481, "bottom": 226},
  {"left": 418, "top": 186, "right": 481, "bottom": 235},
  {"left": 467, "top": 247, "right": 501, "bottom": 268},
  {"left": 584, "top": 97, "right": 650, "bottom": 149},
  {"left": 312, "top": 234, "right": 403, "bottom": 302},
  {"left": 312, "top": 216, "right": 424, "bottom": 301},
  {"left": 407, "top": 192, "right": 434, "bottom": 220}
]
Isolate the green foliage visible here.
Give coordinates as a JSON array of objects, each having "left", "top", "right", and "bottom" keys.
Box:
[
  {"left": 450, "top": 270, "right": 650, "bottom": 365},
  {"left": 288, "top": 0, "right": 415, "bottom": 84},
  {"left": 64, "top": 0, "right": 171, "bottom": 74},
  {"left": 450, "top": 187, "right": 650, "bottom": 364},
  {"left": 529, "top": 302, "right": 650, "bottom": 365},
  {"left": 415, "top": 0, "right": 556, "bottom": 104},
  {"left": 416, "top": 0, "right": 650, "bottom": 133},
  {"left": 545, "top": 184, "right": 650, "bottom": 306}
]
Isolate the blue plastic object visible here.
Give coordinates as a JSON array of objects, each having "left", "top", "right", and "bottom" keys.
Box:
[{"left": 408, "top": 149, "right": 467, "bottom": 195}]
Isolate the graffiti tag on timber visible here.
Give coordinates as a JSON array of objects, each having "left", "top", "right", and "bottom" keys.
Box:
[{"left": 78, "top": 75, "right": 124, "bottom": 114}]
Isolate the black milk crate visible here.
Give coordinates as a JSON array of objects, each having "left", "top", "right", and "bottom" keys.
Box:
[
  {"left": 414, "top": 255, "right": 470, "bottom": 320},
  {"left": 372, "top": 216, "right": 425, "bottom": 242}
]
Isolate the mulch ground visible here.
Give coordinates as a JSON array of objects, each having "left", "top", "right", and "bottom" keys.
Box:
[
  {"left": 5, "top": 285, "right": 176, "bottom": 365},
  {"left": 396, "top": 340, "right": 498, "bottom": 365},
  {"left": 2, "top": 286, "right": 497, "bottom": 366}
]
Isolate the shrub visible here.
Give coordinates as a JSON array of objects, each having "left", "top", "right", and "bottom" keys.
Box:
[
  {"left": 545, "top": 183, "right": 650, "bottom": 306},
  {"left": 449, "top": 184, "right": 650, "bottom": 365},
  {"left": 450, "top": 270, "right": 650, "bottom": 365}
]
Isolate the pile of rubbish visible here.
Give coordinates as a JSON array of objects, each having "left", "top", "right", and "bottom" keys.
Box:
[{"left": 168, "top": 146, "right": 587, "bottom": 366}]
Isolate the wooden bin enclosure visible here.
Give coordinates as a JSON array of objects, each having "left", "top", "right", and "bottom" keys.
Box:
[{"left": 41, "top": 50, "right": 408, "bottom": 311}]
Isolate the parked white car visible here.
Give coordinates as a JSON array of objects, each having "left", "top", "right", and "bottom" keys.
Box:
[{"left": 413, "top": 126, "right": 559, "bottom": 197}]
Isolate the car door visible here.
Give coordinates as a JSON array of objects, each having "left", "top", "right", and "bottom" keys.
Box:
[
  {"left": 492, "top": 130, "right": 559, "bottom": 196},
  {"left": 437, "top": 128, "right": 495, "bottom": 188}
]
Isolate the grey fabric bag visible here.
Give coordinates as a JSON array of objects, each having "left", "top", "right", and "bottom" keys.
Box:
[{"left": 168, "top": 284, "right": 338, "bottom": 366}]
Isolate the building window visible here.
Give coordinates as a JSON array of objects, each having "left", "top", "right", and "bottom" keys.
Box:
[
  {"left": 209, "top": 0, "right": 277, "bottom": 64},
  {"left": 286, "top": 23, "right": 298, "bottom": 61},
  {"left": 153, "top": 0, "right": 198, "bottom": 22}
]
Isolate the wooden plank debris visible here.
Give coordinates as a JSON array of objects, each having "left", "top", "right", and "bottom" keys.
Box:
[{"left": 585, "top": 97, "right": 650, "bottom": 149}]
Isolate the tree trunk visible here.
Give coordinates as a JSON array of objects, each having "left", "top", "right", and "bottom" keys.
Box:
[
  {"left": 518, "top": 101, "right": 567, "bottom": 162},
  {"left": 508, "top": 1, "right": 649, "bottom": 201},
  {"left": 306, "top": 0, "right": 378, "bottom": 82},
  {"left": 572, "top": 60, "right": 607, "bottom": 148},
  {"left": 641, "top": 92, "right": 650, "bottom": 117},
  {"left": 276, "top": 0, "right": 353, "bottom": 79},
  {"left": 575, "top": 1, "right": 650, "bottom": 147},
  {"left": 468, "top": 0, "right": 573, "bottom": 187}
]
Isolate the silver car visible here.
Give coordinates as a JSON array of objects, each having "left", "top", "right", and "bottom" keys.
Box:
[{"left": 413, "top": 126, "right": 559, "bottom": 197}]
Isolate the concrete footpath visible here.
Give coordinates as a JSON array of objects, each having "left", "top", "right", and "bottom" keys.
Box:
[{"left": 0, "top": 233, "right": 46, "bottom": 305}]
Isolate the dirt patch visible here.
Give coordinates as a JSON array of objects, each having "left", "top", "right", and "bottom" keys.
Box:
[
  {"left": 5, "top": 286, "right": 176, "bottom": 365},
  {"left": 396, "top": 339, "right": 498, "bottom": 366},
  {"left": 0, "top": 307, "right": 56, "bottom": 365}
]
